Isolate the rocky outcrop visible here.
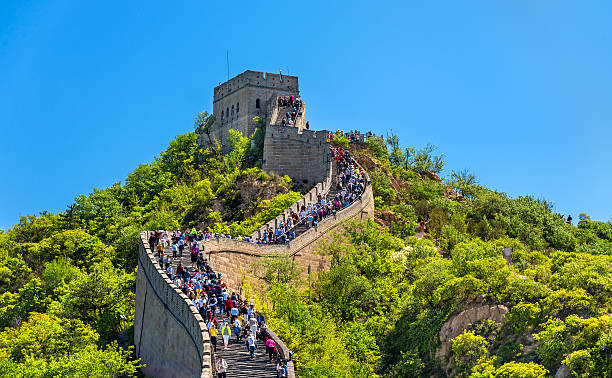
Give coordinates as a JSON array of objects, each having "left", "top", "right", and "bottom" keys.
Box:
[
  {"left": 436, "top": 304, "right": 509, "bottom": 373},
  {"left": 555, "top": 363, "right": 571, "bottom": 378}
]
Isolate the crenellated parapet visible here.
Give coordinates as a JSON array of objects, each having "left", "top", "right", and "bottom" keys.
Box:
[{"left": 200, "top": 70, "right": 300, "bottom": 153}]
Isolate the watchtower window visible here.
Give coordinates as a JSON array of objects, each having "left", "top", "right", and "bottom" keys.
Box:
[
  {"left": 231, "top": 105, "right": 234, "bottom": 115},
  {"left": 226, "top": 107, "right": 229, "bottom": 117},
  {"left": 221, "top": 110, "right": 224, "bottom": 120},
  {"left": 256, "top": 99, "right": 260, "bottom": 109},
  {"left": 236, "top": 102, "right": 239, "bottom": 113}
]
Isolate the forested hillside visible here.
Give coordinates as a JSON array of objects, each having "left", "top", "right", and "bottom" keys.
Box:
[
  {"left": 251, "top": 136, "right": 612, "bottom": 378},
  {"left": 0, "top": 115, "right": 610, "bottom": 377}
]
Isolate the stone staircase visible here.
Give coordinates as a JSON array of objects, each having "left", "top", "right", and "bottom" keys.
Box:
[
  {"left": 271, "top": 104, "right": 303, "bottom": 127},
  {"left": 212, "top": 331, "right": 277, "bottom": 378},
  {"left": 290, "top": 175, "right": 341, "bottom": 240},
  {"left": 161, "top": 246, "right": 281, "bottom": 378}
]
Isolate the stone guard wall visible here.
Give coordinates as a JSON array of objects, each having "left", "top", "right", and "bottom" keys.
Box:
[
  {"left": 134, "top": 232, "right": 213, "bottom": 378},
  {"left": 250, "top": 153, "right": 333, "bottom": 240}
]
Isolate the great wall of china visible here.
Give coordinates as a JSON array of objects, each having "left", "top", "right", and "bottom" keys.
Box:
[{"left": 134, "top": 70, "right": 375, "bottom": 377}]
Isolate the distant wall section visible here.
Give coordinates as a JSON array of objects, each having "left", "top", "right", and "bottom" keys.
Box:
[{"left": 202, "top": 177, "right": 374, "bottom": 291}]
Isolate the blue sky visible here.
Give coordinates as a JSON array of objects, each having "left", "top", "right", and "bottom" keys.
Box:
[{"left": 1, "top": 0, "right": 611, "bottom": 230}]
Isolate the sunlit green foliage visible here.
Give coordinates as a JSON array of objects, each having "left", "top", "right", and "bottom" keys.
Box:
[
  {"left": 0, "top": 313, "right": 140, "bottom": 377},
  {"left": 451, "top": 330, "right": 489, "bottom": 375},
  {"left": 253, "top": 135, "right": 612, "bottom": 377}
]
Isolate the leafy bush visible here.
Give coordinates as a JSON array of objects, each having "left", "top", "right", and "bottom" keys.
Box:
[
  {"left": 365, "top": 136, "right": 388, "bottom": 161},
  {"left": 332, "top": 133, "right": 350, "bottom": 149},
  {"left": 493, "top": 361, "right": 548, "bottom": 377},
  {"left": 451, "top": 331, "right": 489, "bottom": 375}
]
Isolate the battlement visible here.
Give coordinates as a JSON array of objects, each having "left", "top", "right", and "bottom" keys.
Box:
[
  {"left": 201, "top": 70, "right": 302, "bottom": 154},
  {"left": 213, "top": 70, "right": 299, "bottom": 103},
  {"left": 265, "top": 124, "right": 329, "bottom": 141}
]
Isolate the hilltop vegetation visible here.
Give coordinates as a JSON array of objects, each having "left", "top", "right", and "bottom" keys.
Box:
[
  {"left": 0, "top": 116, "right": 610, "bottom": 377},
  {"left": 0, "top": 113, "right": 299, "bottom": 376},
  {"left": 253, "top": 135, "right": 612, "bottom": 377}
]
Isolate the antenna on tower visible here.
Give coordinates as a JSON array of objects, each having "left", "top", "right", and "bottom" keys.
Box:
[{"left": 226, "top": 49, "right": 230, "bottom": 81}]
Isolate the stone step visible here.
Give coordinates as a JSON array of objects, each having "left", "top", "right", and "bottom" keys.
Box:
[
  {"left": 157, "top": 249, "right": 280, "bottom": 377},
  {"left": 273, "top": 105, "right": 303, "bottom": 126},
  {"left": 213, "top": 336, "right": 278, "bottom": 378}
]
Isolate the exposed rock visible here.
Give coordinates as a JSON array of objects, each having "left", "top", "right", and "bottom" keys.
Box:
[
  {"left": 424, "top": 171, "right": 442, "bottom": 182},
  {"left": 522, "top": 341, "right": 539, "bottom": 355},
  {"left": 436, "top": 304, "right": 510, "bottom": 376},
  {"left": 555, "top": 363, "right": 571, "bottom": 378}
]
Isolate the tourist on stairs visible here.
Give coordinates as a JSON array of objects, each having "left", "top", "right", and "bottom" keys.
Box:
[
  {"left": 221, "top": 320, "right": 231, "bottom": 349},
  {"left": 216, "top": 357, "right": 228, "bottom": 378},
  {"left": 209, "top": 325, "right": 218, "bottom": 352},
  {"left": 247, "top": 334, "right": 257, "bottom": 360}
]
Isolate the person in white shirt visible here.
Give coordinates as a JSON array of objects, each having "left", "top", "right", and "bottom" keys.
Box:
[{"left": 216, "top": 357, "right": 228, "bottom": 378}]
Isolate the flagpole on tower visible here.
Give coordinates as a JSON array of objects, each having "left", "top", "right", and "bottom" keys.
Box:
[{"left": 226, "top": 49, "right": 230, "bottom": 81}]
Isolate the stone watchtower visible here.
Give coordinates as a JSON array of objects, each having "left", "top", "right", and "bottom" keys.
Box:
[
  {"left": 198, "top": 69, "right": 329, "bottom": 189},
  {"left": 199, "top": 70, "right": 300, "bottom": 150}
]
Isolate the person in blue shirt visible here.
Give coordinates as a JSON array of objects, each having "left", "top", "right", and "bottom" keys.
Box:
[{"left": 247, "top": 335, "right": 257, "bottom": 360}]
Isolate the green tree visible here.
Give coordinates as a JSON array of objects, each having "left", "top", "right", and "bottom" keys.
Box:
[
  {"left": 365, "top": 136, "right": 388, "bottom": 161},
  {"left": 253, "top": 255, "right": 301, "bottom": 285},
  {"left": 223, "top": 129, "right": 251, "bottom": 173},
  {"left": 493, "top": 362, "right": 548, "bottom": 377},
  {"left": 57, "top": 261, "right": 135, "bottom": 340},
  {"left": 448, "top": 169, "right": 479, "bottom": 199},
  {"left": 194, "top": 111, "right": 217, "bottom": 147},
  {"left": 0, "top": 313, "right": 98, "bottom": 362}
]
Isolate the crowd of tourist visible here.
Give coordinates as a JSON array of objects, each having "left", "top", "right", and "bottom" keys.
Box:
[
  {"left": 148, "top": 231, "right": 291, "bottom": 377},
  {"left": 254, "top": 146, "right": 367, "bottom": 245},
  {"left": 277, "top": 95, "right": 303, "bottom": 128},
  {"left": 327, "top": 130, "right": 376, "bottom": 143}
]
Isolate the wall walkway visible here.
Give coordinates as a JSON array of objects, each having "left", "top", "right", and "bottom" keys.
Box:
[{"left": 134, "top": 153, "right": 374, "bottom": 377}]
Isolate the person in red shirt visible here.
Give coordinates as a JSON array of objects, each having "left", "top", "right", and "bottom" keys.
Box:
[{"left": 224, "top": 298, "right": 233, "bottom": 317}]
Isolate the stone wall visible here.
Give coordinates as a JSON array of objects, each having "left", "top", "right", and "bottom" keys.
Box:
[
  {"left": 263, "top": 125, "right": 331, "bottom": 188},
  {"left": 134, "top": 144, "right": 374, "bottom": 377},
  {"left": 134, "top": 232, "right": 213, "bottom": 378}
]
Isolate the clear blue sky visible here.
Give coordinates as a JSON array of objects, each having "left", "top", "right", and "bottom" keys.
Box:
[{"left": 1, "top": 0, "right": 611, "bottom": 230}]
